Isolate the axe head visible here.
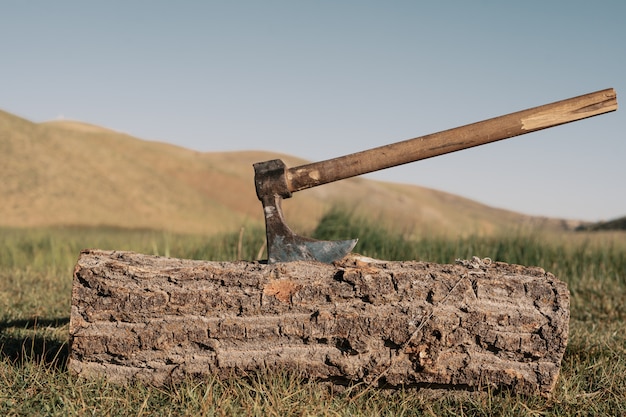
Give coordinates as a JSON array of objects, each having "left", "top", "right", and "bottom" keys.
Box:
[{"left": 254, "top": 159, "right": 358, "bottom": 264}]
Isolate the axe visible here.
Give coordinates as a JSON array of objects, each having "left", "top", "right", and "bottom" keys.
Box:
[{"left": 254, "top": 88, "right": 617, "bottom": 263}]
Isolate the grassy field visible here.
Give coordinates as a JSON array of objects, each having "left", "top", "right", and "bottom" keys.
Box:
[{"left": 1, "top": 211, "right": 625, "bottom": 416}]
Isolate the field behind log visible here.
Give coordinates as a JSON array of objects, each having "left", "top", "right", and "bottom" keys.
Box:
[{"left": 1, "top": 211, "right": 625, "bottom": 416}]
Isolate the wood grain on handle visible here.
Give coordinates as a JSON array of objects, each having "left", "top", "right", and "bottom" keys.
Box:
[{"left": 286, "top": 88, "right": 617, "bottom": 193}]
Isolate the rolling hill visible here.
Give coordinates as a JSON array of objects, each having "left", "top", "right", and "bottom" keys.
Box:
[
  {"left": 576, "top": 216, "right": 626, "bottom": 232},
  {"left": 0, "top": 109, "right": 573, "bottom": 237}
]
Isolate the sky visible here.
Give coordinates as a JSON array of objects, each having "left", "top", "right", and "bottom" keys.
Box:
[{"left": 2, "top": 1, "right": 624, "bottom": 221}]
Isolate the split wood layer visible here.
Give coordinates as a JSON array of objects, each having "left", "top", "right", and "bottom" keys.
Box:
[{"left": 69, "top": 250, "right": 570, "bottom": 395}]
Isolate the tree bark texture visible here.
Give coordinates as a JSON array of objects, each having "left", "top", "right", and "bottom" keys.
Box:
[{"left": 69, "top": 250, "right": 569, "bottom": 395}]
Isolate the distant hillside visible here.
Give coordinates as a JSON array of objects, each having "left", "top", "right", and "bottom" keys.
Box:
[
  {"left": 0, "top": 109, "right": 572, "bottom": 237},
  {"left": 576, "top": 216, "right": 626, "bottom": 231}
]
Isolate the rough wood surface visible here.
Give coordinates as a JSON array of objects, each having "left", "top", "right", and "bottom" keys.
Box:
[{"left": 69, "top": 250, "right": 570, "bottom": 395}]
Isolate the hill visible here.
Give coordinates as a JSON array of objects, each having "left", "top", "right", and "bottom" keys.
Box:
[
  {"left": 0, "top": 109, "right": 572, "bottom": 237},
  {"left": 576, "top": 216, "right": 626, "bottom": 232}
]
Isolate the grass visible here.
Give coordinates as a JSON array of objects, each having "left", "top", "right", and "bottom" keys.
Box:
[{"left": 1, "top": 211, "right": 625, "bottom": 416}]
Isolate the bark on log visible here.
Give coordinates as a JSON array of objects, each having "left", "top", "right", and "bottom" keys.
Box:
[{"left": 69, "top": 250, "right": 569, "bottom": 395}]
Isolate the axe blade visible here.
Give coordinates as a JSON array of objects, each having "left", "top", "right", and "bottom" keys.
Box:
[
  {"left": 268, "top": 233, "right": 358, "bottom": 264},
  {"left": 259, "top": 188, "right": 357, "bottom": 264}
]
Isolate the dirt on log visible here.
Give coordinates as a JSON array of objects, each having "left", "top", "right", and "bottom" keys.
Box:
[{"left": 69, "top": 250, "right": 569, "bottom": 395}]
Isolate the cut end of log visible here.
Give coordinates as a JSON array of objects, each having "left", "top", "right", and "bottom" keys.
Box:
[{"left": 69, "top": 250, "right": 570, "bottom": 396}]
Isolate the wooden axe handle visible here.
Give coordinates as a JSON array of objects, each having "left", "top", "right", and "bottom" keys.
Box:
[{"left": 285, "top": 88, "right": 617, "bottom": 193}]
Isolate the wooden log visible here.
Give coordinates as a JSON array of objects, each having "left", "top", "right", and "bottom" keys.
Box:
[{"left": 69, "top": 250, "right": 569, "bottom": 395}]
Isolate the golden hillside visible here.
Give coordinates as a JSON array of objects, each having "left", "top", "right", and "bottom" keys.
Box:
[{"left": 0, "top": 109, "right": 568, "bottom": 237}]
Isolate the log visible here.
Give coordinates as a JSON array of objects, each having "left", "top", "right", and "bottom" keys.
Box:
[{"left": 69, "top": 250, "right": 569, "bottom": 395}]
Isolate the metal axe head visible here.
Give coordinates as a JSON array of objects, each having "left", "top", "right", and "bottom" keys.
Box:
[{"left": 254, "top": 159, "right": 357, "bottom": 264}]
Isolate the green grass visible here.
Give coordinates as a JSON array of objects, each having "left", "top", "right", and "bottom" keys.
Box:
[{"left": 1, "top": 211, "right": 625, "bottom": 416}]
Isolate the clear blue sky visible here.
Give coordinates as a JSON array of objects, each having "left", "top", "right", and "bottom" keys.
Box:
[{"left": 2, "top": 1, "right": 624, "bottom": 221}]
